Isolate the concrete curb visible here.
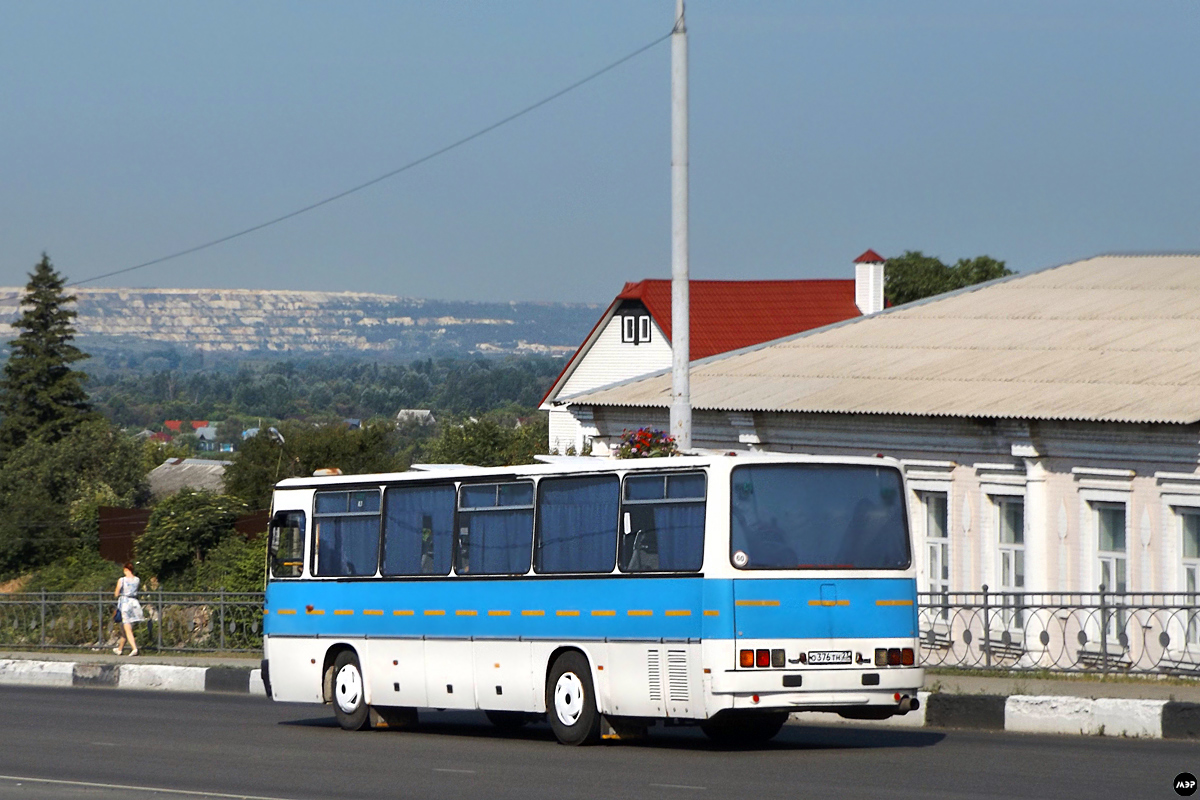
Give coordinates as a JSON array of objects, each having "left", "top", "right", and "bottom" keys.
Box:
[
  {"left": 0, "top": 658, "right": 265, "bottom": 697},
  {"left": 797, "top": 692, "right": 1200, "bottom": 739}
]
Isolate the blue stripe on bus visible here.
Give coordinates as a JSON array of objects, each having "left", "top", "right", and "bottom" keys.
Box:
[{"left": 264, "top": 576, "right": 917, "bottom": 641}]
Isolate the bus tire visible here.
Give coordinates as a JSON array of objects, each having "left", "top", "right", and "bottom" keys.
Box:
[
  {"left": 546, "top": 652, "right": 601, "bottom": 746},
  {"left": 485, "top": 710, "right": 535, "bottom": 731},
  {"left": 331, "top": 650, "right": 370, "bottom": 731},
  {"left": 700, "top": 710, "right": 789, "bottom": 746}
]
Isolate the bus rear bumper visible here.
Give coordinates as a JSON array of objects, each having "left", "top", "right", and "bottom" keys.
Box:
[{"left": 710, "top": 666, "right": 923, "bottom": 710}]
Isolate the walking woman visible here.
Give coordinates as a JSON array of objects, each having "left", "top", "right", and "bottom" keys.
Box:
[{"left": 112, "top": 562, "right": 144, "bottom": 656}]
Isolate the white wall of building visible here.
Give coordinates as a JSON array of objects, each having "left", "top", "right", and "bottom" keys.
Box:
[{"left": 582, "top": 405, "right": 1200, "bottom": 595}]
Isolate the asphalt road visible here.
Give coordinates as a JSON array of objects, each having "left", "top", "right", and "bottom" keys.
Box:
[{"left": 0, "top": 686, "right": 1193, "bottom": 800}]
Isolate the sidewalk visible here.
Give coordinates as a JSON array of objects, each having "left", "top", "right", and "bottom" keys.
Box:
[{"left": 0, "top": 649, "right": 260, "bottom": 669}]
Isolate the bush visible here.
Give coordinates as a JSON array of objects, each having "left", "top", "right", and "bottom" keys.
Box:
[{"left": 135, "top": 490, "right": 247, "bottom": 583}]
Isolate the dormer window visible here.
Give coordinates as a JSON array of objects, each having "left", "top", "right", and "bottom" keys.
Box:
[{"left": 621, "top": 313, "right": 652, "bottom": 345}]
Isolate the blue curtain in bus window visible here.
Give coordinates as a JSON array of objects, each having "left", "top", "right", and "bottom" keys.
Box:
[
  {"left": 652, "top": 502, "right": 705, "bottom": 571},
  {"left": 464, "top": 509, "right": 533, "bottom": 574},
  {"left": 537, "top": 476, "right": 618, "bottom": 573},
  {"left": 316, "top": 516, "right": 379, "bottom": 576},
  {"left": 382, "top": 485, "right": 455, "bottom": 576}
]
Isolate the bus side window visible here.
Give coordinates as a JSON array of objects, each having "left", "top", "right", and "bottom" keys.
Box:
[
  {"left": 534, "top": 475, "right": 619, "bottom": 574},
  {"left": 456, "top": 482, "right": 534, "bottom": 575},
  {"left": 312, "top": 489, "right": 382, "bottom": 577},
  {"left": 620, "top": 472, "right": 706, "bottom": 573},
  {"left": 381, "top": 485, "right": 455, "bottom": 576},
  {"left": 268, "top": 511, "right": 306, "bottom": 579}
]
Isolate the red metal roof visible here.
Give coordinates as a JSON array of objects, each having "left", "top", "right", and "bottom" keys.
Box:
[
  {"left": 164, "top": 420, "right": 182, "bottom": 432},
  {"left": 616, "top": 279, "right": 860, "bottom": 359},
  {"left": 854, "top": 249, "right": 885, "bottom": 263}
]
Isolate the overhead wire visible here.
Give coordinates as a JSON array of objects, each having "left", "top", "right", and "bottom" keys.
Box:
[{"left": 69, "top": 28, "right": 673, "bottom": 288}]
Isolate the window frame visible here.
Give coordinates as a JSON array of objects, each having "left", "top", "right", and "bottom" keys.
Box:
[
  {"left": 380, "top": 481, "right": 458, "bottom": 578},
  {"left": 310, "top": 487, "right": 383, "bottom": 578},
  {"left": 917, "top": 490, "right": 950, "bottom": 620},
  {"left": 267, "top": 510, "right": 307, "bottom": 580},
  {"left": 533, "top": 473, "right": 621, "bottom": 575},
  {"left": 454, "top": 479, "right": 536, "bottom": 576},
  {"left": 618, "top": 470, "right": 708, "bottom": 574}
]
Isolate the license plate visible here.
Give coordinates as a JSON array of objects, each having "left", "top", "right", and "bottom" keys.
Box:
[{"left": 807, "top": 650, "right": 852, "bottom": 665}]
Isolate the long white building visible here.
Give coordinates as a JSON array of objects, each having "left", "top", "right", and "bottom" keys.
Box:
[{"left": 550, "top": 254, "right": 1200, "bottom": 597}]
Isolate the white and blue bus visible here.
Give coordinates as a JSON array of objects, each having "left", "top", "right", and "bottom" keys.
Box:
[{"left": 262, "top": 453, "right": 922, "bottom": 745}]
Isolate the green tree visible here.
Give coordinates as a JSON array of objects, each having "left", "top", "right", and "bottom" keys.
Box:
[
  {"left": 0, "top": 254, "right": 95, "bottom": 451},
  {"left": 884, "top": 251, "right": 1012, "bottom": 307},
  {"left": 0, "top": 419, "right": 147, "bottom": 573},
  {"left": 224, "top": 420, "right": 405, "bottom": 510},
  {"left": 421, "top": 414, "right": 548, "bottom": 467},
  {"left": 135, "top": 489, "right": 247, "bottom": 583}
]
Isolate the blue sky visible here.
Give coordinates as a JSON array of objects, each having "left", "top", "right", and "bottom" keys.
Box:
[{"left": 2, "top": 2, "right": 1196, "bottom": 302}]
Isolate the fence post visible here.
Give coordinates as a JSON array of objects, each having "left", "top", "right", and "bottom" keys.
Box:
[
  {"left": 157, "top": 590, "right": 163, "bottom": 652},
  {"left": 1099, "top": 583, "right": 1109, "bottom": 674},
  {"left": 981, "top": 585, "right": 991, "bottom": 669},
  {"left": 40, "top": 588, "right": 46, "bottom": 648},
  {"left": 97, "top": 591, "right": 104, "bottom": 647},
  {"left": 219, "top": 588, "right": 226, "bottom": 651}
]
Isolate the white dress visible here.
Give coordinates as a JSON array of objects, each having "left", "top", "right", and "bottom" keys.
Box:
[{"left": 117, "top": 576, "right": 145, "bottom": 623}]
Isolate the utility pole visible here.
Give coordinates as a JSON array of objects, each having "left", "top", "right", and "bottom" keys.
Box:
[{"left": 669, "top": 0, "right": 691, "bottom": 450}]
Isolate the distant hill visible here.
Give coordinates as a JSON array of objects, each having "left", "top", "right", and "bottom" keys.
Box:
[{"left": 0, "top": 288, "right": 598, "bottom": 360}]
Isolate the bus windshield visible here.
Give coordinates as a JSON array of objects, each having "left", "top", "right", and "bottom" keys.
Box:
[{"left": 730, "top": 464, "right": 909, "bottom": 570}]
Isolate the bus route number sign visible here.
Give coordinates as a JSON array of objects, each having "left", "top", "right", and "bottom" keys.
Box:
[{"left": 807, "top": 650, "right": 852, "bottom": 665}]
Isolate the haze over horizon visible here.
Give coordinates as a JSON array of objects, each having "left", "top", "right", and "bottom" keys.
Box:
[{"left": 3, "top": 2, "right": 1197, "bottom": 303}]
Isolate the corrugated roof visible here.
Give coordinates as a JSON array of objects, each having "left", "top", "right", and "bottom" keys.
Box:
[
  {"left": 617, "top": 279, "right": 860, "bottom": 360},
  {"left": 571, "top": 255, "right": 1200, "bottom": 425}
]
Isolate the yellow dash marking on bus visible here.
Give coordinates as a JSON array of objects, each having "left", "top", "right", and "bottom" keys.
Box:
[
  {"left": 557, "top": 610, "right": 580, "bottom": 617},
  {"left": 275, "top": 609, "right": 295, "bottom": 616},
  {"left": 521, "top": 610, "right": 545, "bottom": 617},
  {"left": 876, "top": 599, "right": 913, "bottom": 606},
  {"left": 807, "top": 600, "right": 850, "bottom": 607},
  {"left": 306, "top": 609, "right": 324, "bottom": 616},
  {"left": 735, "top": 600, "right": 780, "bottom": 607},
  {"left": 703, "top": 610, "right": 719, "bottom": 617},
  {"left": 456, "top": 610, "right": 477, "bottom": 616},
  {"left": 333, "top": 609, "right": 354, "bottom": 616},
  {"left": 424, "top": 610, "right": 446, "bottom": 616},
  {"left": 363, "top": 609, "right": 383, "bottom": 616},
  {"left": 393, "top": 610, "right": 414, "bottom": 616},
  {"left": 627, "top": 610, "right": 653, "bottom": 617},
  {"left": 665, "top": 610, "right": 691, "bottom": 617},
  {"left": 591, "top": 610, "right": 616, "bottom": 617},
  {"left": 488, "top": 610, "right": 511, "bottom": 617},
  {"left": 261, "top": 609, "right": 269, "bottom": 615}
]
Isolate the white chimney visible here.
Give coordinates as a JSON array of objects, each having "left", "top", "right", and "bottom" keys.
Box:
[{"left": 854, "top": 248, "right": 885, "bottom": 315}]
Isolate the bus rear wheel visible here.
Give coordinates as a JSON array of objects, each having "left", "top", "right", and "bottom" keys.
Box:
[
  {"left": 331, "top": 650, "right": 370, "bottom": 731},
  {"left": 700, "top": 710, "right": 789, "bottom": 746},
  {"left": 546, "top": 652, "right": 601, "bottom": 746}
]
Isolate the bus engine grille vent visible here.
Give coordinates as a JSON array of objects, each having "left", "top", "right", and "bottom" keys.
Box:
[
  {"left": 667, "top": 649, "right": 689, "bottom": 702},
  {"left": 647, "top": 650, "right": 662, "bottom": 701}
]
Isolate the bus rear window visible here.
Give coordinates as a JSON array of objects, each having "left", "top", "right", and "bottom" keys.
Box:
[{"left": 730, "top": 464, "right": 909, "bottom": 570}]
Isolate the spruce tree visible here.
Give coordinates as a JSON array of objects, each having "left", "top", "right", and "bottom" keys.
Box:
[{"left": 0, "top": 254, "right": 93, "bottom": 451}]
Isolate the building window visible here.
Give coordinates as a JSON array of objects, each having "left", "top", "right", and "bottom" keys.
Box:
[
  {"left": 621, "top": 314, "right": 651, "bottom": 344},
  {"left": 919, "top": 492, "right": 950, "bottom": 620},
  {"left": 1181, "top": 509, "right": 1200, "bottom": 644},
  {"left": 995, "top": 496, "right": 1024, "bottom": 628},
  {"left": 1095, "top": 502, "right": 1127, "bottom": 639}
]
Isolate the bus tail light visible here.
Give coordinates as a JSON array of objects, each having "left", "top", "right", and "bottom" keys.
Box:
[
  {"left": 756, "top": 649, "right": 770, "bottom": 668},
  {"left": 771, "top": 649, "right": 785, "bottom": 668},
  {"left": 740, "top": 650, "right": 754, "bottom": 668},
  {"left": 874, "top": 648, "right": 887, "bottom": 666},
  {"left": 901, "top": 648, "right": 915, "bottom": 666},
  {"left": 887, "top": 648, "right": 901, "bottom": 666}
]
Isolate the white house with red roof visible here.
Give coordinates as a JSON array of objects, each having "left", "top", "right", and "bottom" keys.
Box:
[{"left": 540, "top": 251, "right": 886, "bottom": 453}]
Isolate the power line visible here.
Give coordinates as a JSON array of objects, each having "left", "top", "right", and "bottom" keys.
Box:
[{"left": 70, "top": 29, "right": 673, "bottom": 288}]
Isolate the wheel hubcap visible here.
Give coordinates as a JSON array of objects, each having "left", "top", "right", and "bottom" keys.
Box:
[
  {"left": 553, "top": 672, "right": 584, "bottom": 726},
  {"left": 335, "top": 664, "right": 363, "bottom": 714}
]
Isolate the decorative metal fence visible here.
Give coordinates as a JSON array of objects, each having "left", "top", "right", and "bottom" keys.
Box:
[
  {"left": 919, "top": 586, "right": 1200, "bottom": 676},
  {"left": 0, "top": 591, "right": 264, "bottom": 653}
]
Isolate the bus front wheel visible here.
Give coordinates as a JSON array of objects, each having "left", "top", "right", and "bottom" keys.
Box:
[
  {"left": 332, "top": 650, "right": 370, "bottom": 731},
  {"left": 546, "top": 652, "right": 601, "bottom": 746},
  {"left": 700, "top": 710, "right": 789, "bottom": 746}
]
